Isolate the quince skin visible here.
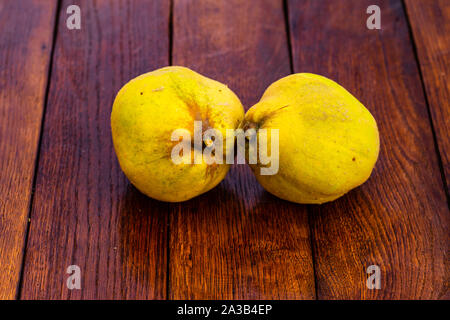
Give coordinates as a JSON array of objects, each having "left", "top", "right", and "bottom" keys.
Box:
[
  {"left": 243, "top": 73, "right": 379, "bottom": 204},
  {"left": 111, "top": 66, "right": 244, "bottom": 202}
]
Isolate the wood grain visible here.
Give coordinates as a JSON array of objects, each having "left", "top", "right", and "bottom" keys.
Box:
[
  {"left": 288, "top": 0, "right": 449, "bottom": 299},
  {"left": 405, "top": 0, "right": 450, "bottom": 195},
  {"left": 0, "top": 0, "right": 57, "bottom": 299},
  {"left": 20, "top": 0, "right": 170, "bottom": 299},
  {"left": 170, "top": 0, "right": 316, "bottom": 299}
]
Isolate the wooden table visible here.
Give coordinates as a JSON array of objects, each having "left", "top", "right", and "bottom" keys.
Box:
[{"left": 0, "top": 0, "right": 448, "bottom": 300}]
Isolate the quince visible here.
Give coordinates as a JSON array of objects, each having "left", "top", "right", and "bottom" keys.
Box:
[
  {"left": 243, "top": 73, "right": 379, "bottom": 204},
  {"left": 111, "top": 66, "right": 244, "bottom": 202}
]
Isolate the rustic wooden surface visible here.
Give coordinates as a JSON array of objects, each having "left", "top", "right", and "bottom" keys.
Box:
[
  {"left": 288, "top": 0, "right": 448, "bottom": 299},
  {"left": 170, "top": 0, "right": 315, "bottom": 299},
  {"left": 404, "top": 0, "right": 450, "bottom": 194},
  {"left": 19, "top": 0, "right": 170, "bottom": 299},
  {"left": 0, "top": 0, "right": 448, "bottom": 299},
  {"left": 0, "top": 0, "right": 57, "bottom": 299}
]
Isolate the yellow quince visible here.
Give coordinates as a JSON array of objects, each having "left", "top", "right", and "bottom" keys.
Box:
[
  {"left": 111, "top": 66, "right": 244, "bottom": 202},
  {"left": 243, "top": 73, "right": 379, "bottom": 204}
]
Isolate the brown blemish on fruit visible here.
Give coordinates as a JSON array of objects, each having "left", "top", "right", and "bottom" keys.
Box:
[
  {"left": 252, "top": 104, "right": 290, "bottom": 130},
  {"left": 205, "top": 162, "right": 220, "bottom": 179}
]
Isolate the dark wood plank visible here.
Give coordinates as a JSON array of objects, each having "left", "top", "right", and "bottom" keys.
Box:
[
  {"left": 20, "top": 0, "right": 170, "bottom": 299},
  {"left": 170, "top": 0, "right": 316, "bottom": 299},
  {"left": 405, "top": 0, "right": 450, "bottom": 194},
  {"left": 288, "top": 0, "right": 448, "bottom": 299},
  {"left": 0, "top": 0, "right": 57, "bottom": 299}
]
